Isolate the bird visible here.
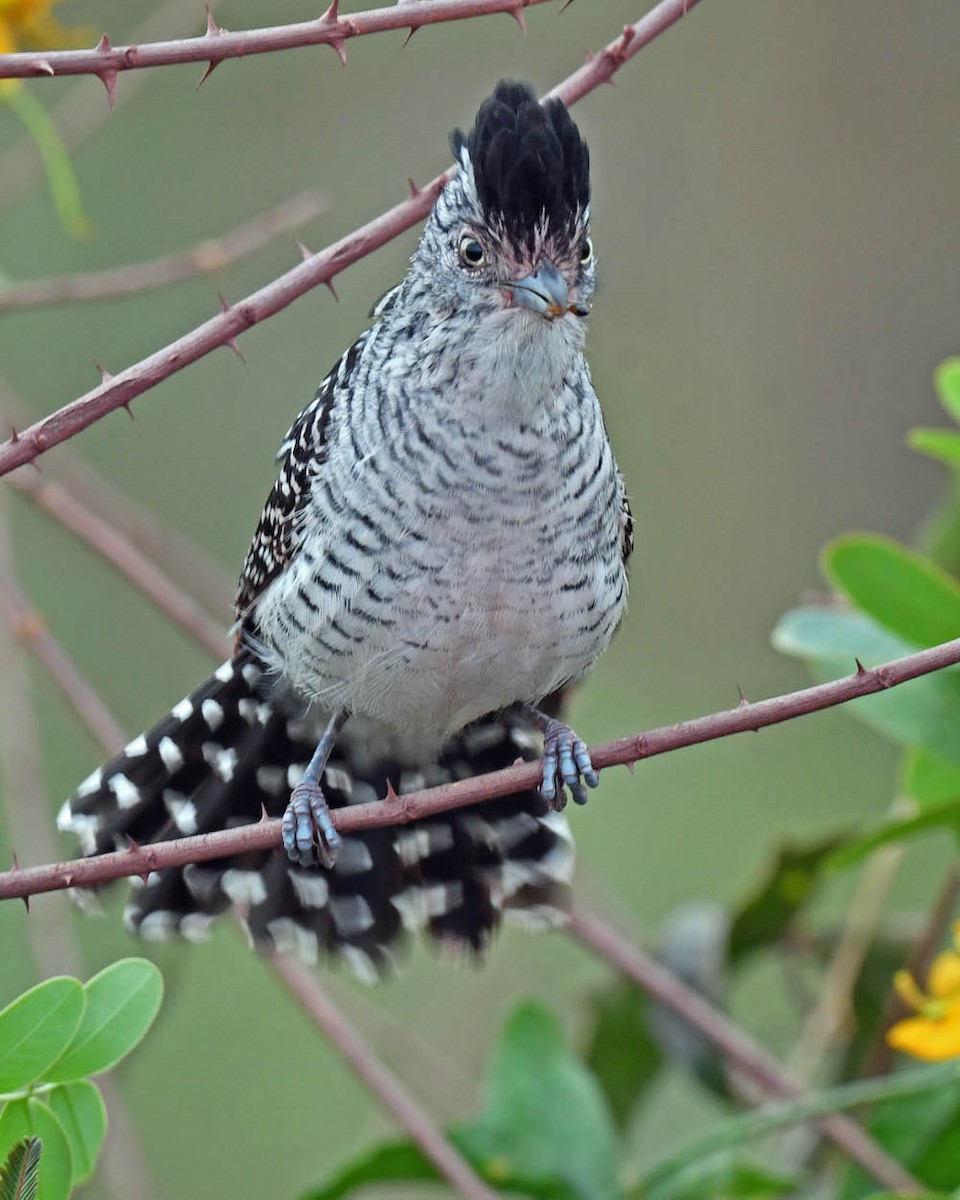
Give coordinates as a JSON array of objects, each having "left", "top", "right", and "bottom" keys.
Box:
[{"left": 58, "top": 80, "right": 633, "bottom": 981}]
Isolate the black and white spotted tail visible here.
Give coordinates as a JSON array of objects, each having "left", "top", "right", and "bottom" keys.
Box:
[{"left": 58, "top": 649, "right": 575, "bottom": 981}]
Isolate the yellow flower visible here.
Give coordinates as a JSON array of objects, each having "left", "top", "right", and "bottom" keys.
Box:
[
  {"left": 887, "top": 922, "right": 960, "bottom": 1061},
  {"left": 0, "top": 0, "right": 87, "bottom": 94}
]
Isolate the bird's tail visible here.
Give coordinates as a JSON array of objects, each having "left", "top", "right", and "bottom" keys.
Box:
[{"left": 58, "top": 649, "right": 574, "bottom": 981}]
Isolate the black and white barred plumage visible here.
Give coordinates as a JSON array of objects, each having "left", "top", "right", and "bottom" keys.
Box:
[{"left": 59, "top": 81, "right": 632, "bottom": 979}]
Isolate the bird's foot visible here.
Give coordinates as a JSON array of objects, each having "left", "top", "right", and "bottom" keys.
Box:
[
  {"left": 281, "top": 779, "right": 341, "bottom": 869},
  {"left": 536, "top": 715, "right": 599, "bottom": 811}
]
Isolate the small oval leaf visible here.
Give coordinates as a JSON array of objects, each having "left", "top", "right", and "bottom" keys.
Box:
[
  {"left": 0, "top": 980, "right": 84, "bottom": 1093},
  {"left": 907, "top": 428, "right": 960, "bottom": 469},
  {"left": 46, "top": 1082, "right": 106, "bottom": 1184},
  {"left": 823, "top": 534, "right": 960, "bottom": 648},
  {"left": 44, "top": 960, "right": 162, "bottom": 1083},
  {"left": 0, "top": 1100, "right": 73, "bottom": 1200}
]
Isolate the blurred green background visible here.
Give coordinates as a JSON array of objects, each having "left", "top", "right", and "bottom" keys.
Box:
[{"left": 1, "top": 1, "right": 959, "bottom": 1195}]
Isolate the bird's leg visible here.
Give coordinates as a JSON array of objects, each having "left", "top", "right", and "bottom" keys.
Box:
[
  {"left": 281, "top": 707, "right": 350, "bottom": 868},
  {"left": 524, "top": 703, "right": 600, "bottom": 811}
]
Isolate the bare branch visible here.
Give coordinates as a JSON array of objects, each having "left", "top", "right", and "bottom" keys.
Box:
[
  {"left": 0, "top": 0, "right": 552, "bottom": 85},
  {"left": 0, "top": 576, "right": 127, "bottom": 756},
  {"left": 7, "top": 469, "right": 229, "bottom": 659},
  {"left": 272, "top": 954, "right": 502, "bottom": 1200},
  {"left": 0, "top": 0, "right": 707, "bottom": 476},
  {"left": 567, "top": 908, "right": 922, "bottom": 1193},
  {"left": 0, "top": 190, "right": 326, "bottom": 313},
  {"left": 3, "top": 632, "right": 960, "bottom": 902}
]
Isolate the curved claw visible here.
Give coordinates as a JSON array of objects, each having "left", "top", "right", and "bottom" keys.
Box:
[
  {"left": 281, "top": 781, "right": 341, "bottom": 869},
  {"left": 539, "top": 718, "right": 600, "bottom": 812}
]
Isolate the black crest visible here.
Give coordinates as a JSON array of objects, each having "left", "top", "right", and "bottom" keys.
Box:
[{"left": 451, "top": 81, "right": 590, "bottom": 241}]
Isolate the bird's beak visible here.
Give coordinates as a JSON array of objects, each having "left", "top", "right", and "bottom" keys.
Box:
[{"left": 506, "top": 260, "right": 571, "bottom": 321}]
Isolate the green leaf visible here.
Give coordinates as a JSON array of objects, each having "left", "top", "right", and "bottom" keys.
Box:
[
  {"left": 840, "top": 1083, "right": 960, "bottom": 1200},
  {"left": 908, "top": 428, "right": 960, "bottom": 468},
  {"left": 728, "top": 837, "right": 842, "bottom": 964},
  {"left": 772, "top": 607, "right": 960, "bottom": 763},
  {"left": 301, "top": 1137, "right": 578, "bottom": 1200},
  {"left": 0, "top": 1137, "right": 41, "bottom": 1200},
  {"left": 458, "top": 1002, "right": 621, "bottom": 1200},
  {"left": 45, "top": 959, "right": 162, "bottom": 1083},
  {"left": 636, "top": 1157, "right": 800, "bottom": 1200},
  {"left": 643, "top": 1062, "right": 960, "bottom": 1200},
  {"left": 45, "top": 1083, "right": 106, "bottom": 1184},
  {"left": 934, "top": 358, "right": 960, "bottom": 424},
  {"left": 0, "top": 1101, "right": 72, "bottom": 1200},
  {"left": 0, "top": 980, "right": 84, "bottom": 1093},
  {"left": 300, "top": 1141, "right": 439, "bottom": 1200},
  {"left": 900, "top": 747, "right": 960, "bottom": 807},
  {"left": 828, "top": 796, "right": 960, "bottom": 868},
  {"left": 823, "top": 534, "right": 960, "bottom": 648},
  {"left": 583, "top": 984, "right": 662, "bottom": 1130}
]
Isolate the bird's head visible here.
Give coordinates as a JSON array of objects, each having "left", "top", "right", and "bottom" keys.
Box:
[{"left": 413, "top": 81, "right": 595, "bottom": 337}]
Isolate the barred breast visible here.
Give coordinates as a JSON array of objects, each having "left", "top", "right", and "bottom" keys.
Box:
[{"left": 253, "top": 339, "right": 627, "bottom": 747}]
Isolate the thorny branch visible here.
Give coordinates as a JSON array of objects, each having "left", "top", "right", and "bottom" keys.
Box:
[
  {"left": 2, "top": 633, "right": 960, "bottom": 902},
  {"left": 0, "top": 0, "right": 554, "bottom": 87},
  {"left": 0, "top": 0, "right": 705, "bottom": 477}
]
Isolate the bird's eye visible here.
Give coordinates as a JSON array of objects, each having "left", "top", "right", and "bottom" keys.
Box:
[
  {"left": 579, "top": 237, "right": 594, "bottom": 266},
  {"left": 458, "top": 235, "right": 486, "bottom": 269}
]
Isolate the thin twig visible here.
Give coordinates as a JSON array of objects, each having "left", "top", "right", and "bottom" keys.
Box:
[
  {"left": 4, "top": 633, "right": 960, "bottom": 901},
  {"left": 0, "top": 378, "right": 235, "bottom": 620},
  {"left": 272, "top": 954, "right": 502, "bottom": 1200},
  {"left": 0, "top": 0, "right": 706, "bottom": 476},
  {"left": 567, "top": 908, "right": 922, "bottom": 1193},
  {"left": 6, "top": 469, "right": 229, "bottom": 660},
  {"left": 0, "top": 0, "right": 552, "bottom": 84},
  {"left": 0, "top": 576, "right": 127, "bottom": 756},
  {"left": 0, "top": 190, "right": 326, "bottom": 313}
]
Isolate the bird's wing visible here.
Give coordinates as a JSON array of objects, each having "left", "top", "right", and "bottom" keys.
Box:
[
  {"left": 233, "top": 333, "right": 368, "bottom": 623},
  {"left": 619, "top": 483, "right": 634, "bottom": 566}
]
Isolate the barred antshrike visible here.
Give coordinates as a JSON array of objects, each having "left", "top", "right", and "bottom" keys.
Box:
[{"left": 59, "top": 81, "right": 633, "bottom": 980}]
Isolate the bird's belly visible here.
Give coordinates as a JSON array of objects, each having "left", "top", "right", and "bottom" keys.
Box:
[{"left": 262, "top": 519, "right": 620, "bottom": 745}]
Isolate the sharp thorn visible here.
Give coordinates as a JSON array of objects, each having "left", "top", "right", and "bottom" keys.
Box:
[
  {"left": 10, "top": 426, "right": 18, "bottom": 443},
  {"left": 512, "top": 756, "right": 525, "bottom": 767},
  {"left": 321, "top": 0, "right": 340, "bottom": 22},
  {"left": 97, "top": 69, "right": 118, "bottom": 110},
  {"left": 11, "top": 852, "right": 21, "bottom": 872},
  {"left": 260, "top": 803, "right": 270, "bottom": 822},
  {"left": 205, "top": 5, "right": 222, "bottom": 35},
  {"left": 126, "top": 834, "right": 141, "bottom": 853},
  {"left": 95, "top": 361, "right": 113, "bottom": 383},
  {"left": 96, "top": 33, "right": 112, "bottom": 53},
  {"left": 122, "top": 402, "right": 135, "bottom": 420},
  {"left": 21, "top": 893, "right": 29, "bottom": 913},
  {"left": 402, "top": 25, "right": 420, "bottom": 47},
  {"left": 625, "top": 760, "right": 636, "bottom": 774},
  {"left": 225, "top": 337, "right": 245, "bottom": 363},
  {"left": 855, "top": 657, "right": 868, "bottom": 675},
  {"left": 408, "top": 177, "right": 420, "bottom": 198},
  {"left": 63, "top": 873, "right": 75, "bottom": 887},
  {"left": 329, "top": 38, "right": 347, "bottom": 68},
  {"left": 384, "top": 778, "right": 399, "bottom": 803},
  {"left": 509, "top": 5, "right": 527, "bottom": 33},
  {"left": 196, "top": 59, "right": 221, "bottom": 90},
  {"left": 296, "top": 238, "right": 313, "bottom": 262},
  {"left": 324, "top": 277, "right": 339, "bottom": 302},
  {"left": 558, "top": 0, "right": 576, "bottom": 11},
  {"left": 34, "top": 59, "right": 55, "bottom": 77},
  {"left": 736, "top": 684, "right": 750, "bottom": 708},
  {"left": 218, "top": 292, "right": 232, "bottom": 314},
  {"left": 140, "top": 872, "right": 152, "bottom": 886}
]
